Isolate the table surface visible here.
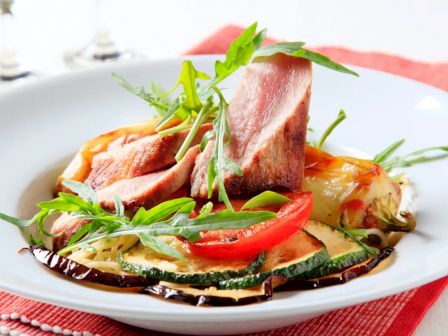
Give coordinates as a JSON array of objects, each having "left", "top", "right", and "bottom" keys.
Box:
[{"left": 2, "top": 0, "right": 448, "bottom": 335}]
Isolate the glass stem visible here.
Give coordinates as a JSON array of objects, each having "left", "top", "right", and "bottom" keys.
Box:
[
  {"left": 92, "top": 0, "right": 120, "bottom": 58},
  {"left": 0, "top": 11, "right": 18, "bottom": 70}
]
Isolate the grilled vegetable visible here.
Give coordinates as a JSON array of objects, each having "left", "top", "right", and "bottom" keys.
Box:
[
  {"left": 218, "top": 230, "right": 328, "bottom": 289},
  {"left": 303, "top": 145, "right": 414, "bottom": 232},
  {"left": 119, "top": 237, "right": 265, "bottom": 284},
  {"left": 29, "top": 245, "right": 156, "bottom": 287},
  {"left": 143, "top": 248, "right": 394, "bottom": 306},
  {"left": 188, "top": 192, "right": 313, "bottom": 260},
  {"left": 301, "top": 220, "right": 369, "bottom": 279}
]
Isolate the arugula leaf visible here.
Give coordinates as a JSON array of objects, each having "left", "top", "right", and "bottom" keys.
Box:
[
  {"left": 241, "top": 191, "right": 290, "bottom": 210},
  {"left": 200, "top": 130, "right": 215, "bottom": 152},
  {"left": 338, "top": 224, "right": 378, "bottom": 256},
  {"left": 62, "top": 180, "right": 97, "bottom": 204},
  {"left": 113, "top": 196, "right": 125, "bottom": 217},
  {"left": 207, "top": 89, "right": 242, "bottom": 209},
  {"left": 138, "top": 233, "right": 185, "bottom": 259},
  {"left": 211, "top": 22, "right": 267, "bottom": 87},
  {"left": 252, "top": 41, "right": 305, "bottom": 58},
  {"left": 198, "top": 202, "right": 213, "bottom": 218},
  {"left": 0, "top": 178, "right": 276, "bottom": 259},
  {"left": 316, "top": 109, "right": 347, "bottom": 149},
  {"left": 131, "top": 197, "right": 194, "bottom": 226},
  {"left": 166, "top": 60, "right": 210, "bottom": 111},
  {"left": 373, "top": 139, "right": 405, "bottom": 164},
  {"left": 174, "top": 98, "right": 216, "bottom": 162},
  {"left": 0, "top": 212, "right": 34, "bottom": 228},
  {"left": 373, "top": 139, "right": 448, "bottom": 172},
  {"left": 58, "top": 202, "right": 275, "bottom": 256},
  {"left": 112, "top": 73, "right": 171, "bottom": 115},
  {"left": 254, "top": 42, "right": 359, "bottom": 77}
]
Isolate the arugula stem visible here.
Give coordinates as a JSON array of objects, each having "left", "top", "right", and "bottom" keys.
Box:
[
  {"left": 316, "top": 109, "right": 346, "bottom": 149},
  {"left": 373, "top": 139, "right": 405, "bottom": 164},
  {"left": 337, "top": 224, "right": 378, "bottom": 256},
  {"left": 174, "top": 100, "right": 214, "bottom": 162},
  {"left": 158, "top": 116, "right": 192, "bottom": 137}
]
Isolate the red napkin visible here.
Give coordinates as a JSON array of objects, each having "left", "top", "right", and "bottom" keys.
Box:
[{"left": 1, "top": 25, "right": 447, "bottom": 336}]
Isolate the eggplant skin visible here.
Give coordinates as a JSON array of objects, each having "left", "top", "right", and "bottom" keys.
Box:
[
  {"left": 142, "top": 281, "right": 274, "bottom": 307},
  {"left": 141, "top": 248, "right": 394, "bottom": 306},
  {"left": 28, "top": 246, "right": 156, "bottom": 288},
  {"left": 27, "top": 245, "right": 393, "bottom": 306}
]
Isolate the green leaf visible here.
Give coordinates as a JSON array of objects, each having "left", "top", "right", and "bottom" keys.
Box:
[
  {"left": 254, "top": 43, "right": 359, "bottom": 77},
  {"left": 67, "top": 222, "right": 92, "bottom": 246},
  {"left": 205, "top": 88, "right": 241, "bottom": 210},
  {"left": 252, "top": 41, "right": 305, "bottom": 58},
  {"left": 112, "top": 73, "right": 171, "bottom": 115},
  {"left": 168, "top": 60, "right": 210, "bottom": 111},
  {"left": 114, "top": 196, "right": 125, "bottom": 217},
  {"left": 373, "top": 139, "right": 406, "bottom": 164},
  {"left": 174, "top": 98, "right": 214, "bottom": 162},
  {"left": 211, "top": 22, "right": 267, "bottom": 87},
  {"left": 200, "top": 130, "right": 215, "bottom": 152},
  {"left": 0, "top": 212, "right": 34, "bottom": 228},
  {"left": 241, "top": 191, "right": 290, "bottom": 210},
  {"left": 338, "top": 224, "right": 378, "bottom": 256},
  {"left": 381, "top": 145, "right": 448, "bottom": 172},
  {"left": 158, "top": 115, "right": 192, "bottom": 137},
  {"left": 198, "top": 202, "right": 213, "bottom": 218},
  {"left": 138, "top": 233, "right": 185, "bottom": 259},
  {"left": 316, "top": 109, "right": 347, "bottom": 149},
  {"left": 292, "top": 49, "right": 359, "bottom": 76},
  {"left": 62, "top": 180, "right": 97, "bottom": 204},
  {"left": 37, "top": 198, "right": 82, "bottom": 212},
  {"left": 58, "top": 192, "right": 92, "bottom": 210},
  {"left": 131, "top": 198, "right": 194, "bottom": 226},
  {"left": 60, "top": 204, "right": 275, "bottom": 255},
  {"left": 149, "top": 82, "right": 172, "bottom": 115},
  {"left": 345, "top": 228, "right": 369, "bottom": 238}
]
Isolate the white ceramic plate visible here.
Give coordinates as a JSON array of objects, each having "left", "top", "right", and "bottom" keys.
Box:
[{"left": 0, "top": 56, "right": 447, "bottom": 335}]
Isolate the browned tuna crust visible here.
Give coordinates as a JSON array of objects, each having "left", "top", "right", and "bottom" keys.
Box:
[
  {"left": 85, "top": 124, "right": 211, "bottom": 190},
  {"left": 191, "top": 54, "right": 312, "bottom": 198},
  {"left": 52, "top": 146, "right": 200, "bottom": 250}
]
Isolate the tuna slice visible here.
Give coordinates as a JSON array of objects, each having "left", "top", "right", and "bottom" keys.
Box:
[
  {"left": 98, "top": 145, "right": 199, "bottom": 210},
  {"left": 85, "top": 124, "right": 211, "bottom": 190},
  {"left": 51, "top": 146, "right": 199, "bottom": 250},
  {"left": 191, "top": 54, "right": 312, "bottom": 198},
  {"left": 51, "top": 213, "right": 90, "bottom": 251}
]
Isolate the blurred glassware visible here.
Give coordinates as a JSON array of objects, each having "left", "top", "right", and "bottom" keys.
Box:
[
  {"left": 64, "top": 0, "right": 143, "bottom": 69},
  {"left": 0, "top": 0, "right": 38, "bottom": 89}
]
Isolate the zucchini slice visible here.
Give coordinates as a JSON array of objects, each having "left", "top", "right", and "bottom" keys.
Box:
[
  {"left": 301, "top": 220, "right": 369, "bottom": 279},
  {"left": 219, "top": 231, "right": 329, "bottom": 290},
  {"left": 118, "top": 236, "right": 265, "bottom": 285}
]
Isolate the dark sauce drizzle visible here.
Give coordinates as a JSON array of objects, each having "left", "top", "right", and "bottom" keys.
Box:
[{"left": 28, "top": 246, "right": 393, "bottom": 306}]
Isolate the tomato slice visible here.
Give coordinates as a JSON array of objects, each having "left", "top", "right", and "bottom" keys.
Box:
[{"left": 188, "top": 192, "right": 313, "bottom": 260}]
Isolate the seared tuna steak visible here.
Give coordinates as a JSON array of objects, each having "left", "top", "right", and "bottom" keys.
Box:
[
  {"left": 86, "top": 124, "right": 211, "bottom": 190},
  {"left": 191, "top": 54, "right": 312, "bottom": 197}
]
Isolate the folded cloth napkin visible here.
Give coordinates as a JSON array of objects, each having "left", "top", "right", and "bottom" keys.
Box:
[{"left": 1, "top": 25, "right": 447, "bottom": 336}]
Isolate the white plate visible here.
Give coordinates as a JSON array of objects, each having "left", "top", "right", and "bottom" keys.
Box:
[{"left": 0, "top": 56, "right": 447, "bottom": 335}]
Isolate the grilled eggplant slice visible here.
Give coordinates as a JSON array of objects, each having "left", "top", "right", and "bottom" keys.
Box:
[
  {"left": 218, "top": 231, "right": 329, "bottom": 290},
  {"left": 143, "top": 279, "right": 275, "bottom": 306},
  {"left": 300, "top": 220, "right": 369, "bottom": 279},
  {"left": 119, "top": 237, "right": 265, "bottom": 285}
]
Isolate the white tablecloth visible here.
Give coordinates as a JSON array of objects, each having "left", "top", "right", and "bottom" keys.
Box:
[{"left": 4, "top": 0, "right": 448, "bottom": 334}]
